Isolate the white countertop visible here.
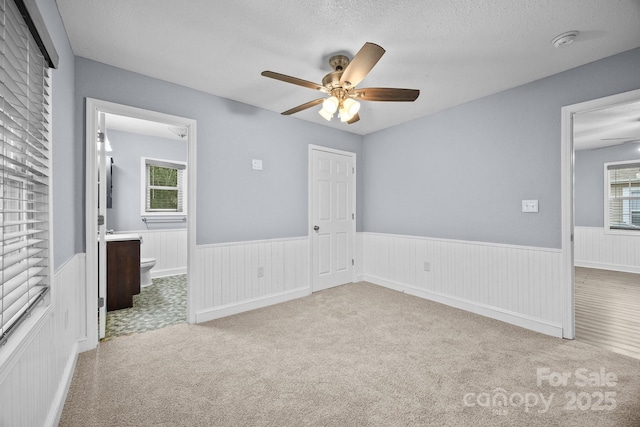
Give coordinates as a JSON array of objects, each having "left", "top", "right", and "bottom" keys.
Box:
[{"left": 104, "top": 233, "right": 141, "bottom": 242}]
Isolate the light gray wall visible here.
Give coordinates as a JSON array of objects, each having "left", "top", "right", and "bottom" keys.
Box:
[
  {"left": 105, "top": 130, "right": 188, "bottom": 232},
  {"left": 74, "top": 58, "right": 364, "bottom": 246},
  {"left": 362, "top": 48, "right": 640, "bottom": 249},
  {"left": 575, "top": 143, "right": 640, "bottom": 227},
  {"left": 36, "top": 0, "right": 78, "bottom": 270}
]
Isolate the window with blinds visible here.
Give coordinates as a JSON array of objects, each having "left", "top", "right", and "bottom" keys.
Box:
[
  {"left": 142, "top": 158, "right": 186, "bottom": 214},
  {"left": 606, "top": 162, "right": 640, "bottom": 231},
  {"left": 1, "top": 0, "right": 53, "bottom": 345}
]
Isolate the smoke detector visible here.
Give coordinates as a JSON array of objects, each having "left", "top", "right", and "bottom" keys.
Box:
[{"left": 552, "top": 31, "right": 579, "bottom": 48}]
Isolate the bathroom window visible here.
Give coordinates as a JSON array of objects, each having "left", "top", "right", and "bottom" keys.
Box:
[{"left": 141, "top": 158, "right": 187, "bottom": 215}]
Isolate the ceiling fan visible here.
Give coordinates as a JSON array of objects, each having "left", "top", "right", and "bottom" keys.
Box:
[{"left": 261, "top": 42, "right": 420, "bottom": 124}]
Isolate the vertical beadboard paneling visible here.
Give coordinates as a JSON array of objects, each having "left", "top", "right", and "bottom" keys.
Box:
[
  {"left": 136, "top": 229, "right": 188, "bottom": 277},
  {"left": 193, "top": 237, "right": 310, "bottom": 323},
  {"left": 575, "top": 226, "right": 640, "bottom": 273},
  {"left": 0, "top": 254, "right": 84, "bottom": 427},
  {"left": 361, "top": 232, "right": 564, "bottom": 337},
  {"left": 355, "top": 232, "right": 364, "bottom": 279}
]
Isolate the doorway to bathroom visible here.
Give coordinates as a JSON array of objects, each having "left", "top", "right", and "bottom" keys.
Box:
[{"left": 85, "top": 99, "right": 197, "bottom": 349}]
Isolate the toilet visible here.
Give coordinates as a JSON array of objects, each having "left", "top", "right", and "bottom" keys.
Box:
[{"left": 140, "top": 258, "right": 156, "bottom": 287}]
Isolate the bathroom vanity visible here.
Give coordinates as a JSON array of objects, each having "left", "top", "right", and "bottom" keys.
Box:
[{"left": 106, "top": 234, "right": 141, "bottom": 311}]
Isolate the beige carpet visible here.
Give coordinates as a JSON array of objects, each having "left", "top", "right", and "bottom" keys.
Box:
[{"left": 59, "top": 282, "right": 640, "bottom": 427}]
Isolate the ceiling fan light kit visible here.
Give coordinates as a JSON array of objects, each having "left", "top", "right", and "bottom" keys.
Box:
[{"left": 261, "top": 42, "right": 420, "bottom": 125}]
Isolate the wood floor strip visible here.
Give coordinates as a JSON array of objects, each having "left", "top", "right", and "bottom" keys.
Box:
[{"left": 575, "top": 267, "right": 640, "bottom": 360}]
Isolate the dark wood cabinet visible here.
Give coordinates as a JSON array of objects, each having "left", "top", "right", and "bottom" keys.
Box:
[{"left": 107, "top": 239, "right": 140, "bottom": 311}]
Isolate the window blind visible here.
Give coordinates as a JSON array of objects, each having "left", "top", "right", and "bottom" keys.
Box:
[
  {"left": 0, "top": 0, "right": 52, "bottom": 345},
  {"left": 144, "top": 159, "right": 185, "bottom": 213},
  {"left": 607, "top": 164, "right": 640, "bottom": 231}
]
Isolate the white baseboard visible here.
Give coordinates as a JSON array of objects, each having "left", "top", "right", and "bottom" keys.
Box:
[
  {"left": 151, "top": 267, "right": 187, "bottom": 279},
  {"left": 354, "top": 274, "right": 364, "bottom": 283},
  {"left": 574, "top": 260, "right": 640, "bottom": 274},
  {"left": 195, "top": 287, "right": 311, "bottom": 324},
  {"left": 46, "top": 342, "right": 78, "bottom": 427},
  {"left": 364, "top": 274, "right": 563, "bottom": 338}
]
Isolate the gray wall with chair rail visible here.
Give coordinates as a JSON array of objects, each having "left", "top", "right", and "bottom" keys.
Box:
[{"left": 363, "top": 48, "right": 640, "bottom": 249}]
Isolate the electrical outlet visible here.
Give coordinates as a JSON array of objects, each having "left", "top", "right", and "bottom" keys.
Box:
[
  {"left": 257, "top": 266, "right": 264, "bottom": 277},
  {"left": 424, "top": 262, "right": 430, "bottom": 272}
]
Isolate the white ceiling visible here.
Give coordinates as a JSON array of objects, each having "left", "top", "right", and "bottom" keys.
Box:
[
  {"left": 573, "top": 100, "right": 640, "bottom": 151},
  {"left": 105, "top": 113, "right": 187, "bottom": 141},
  {"left": 57, "top": 0, "right": 640, "bottom": 136}
]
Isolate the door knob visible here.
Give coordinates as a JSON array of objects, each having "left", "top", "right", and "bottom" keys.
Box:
[{"left": 313, "top": 225, "right": 319, "bottom": 231}]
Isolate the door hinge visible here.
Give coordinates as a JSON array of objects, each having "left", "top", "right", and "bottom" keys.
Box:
[
  {"left": 352, "top": 259, "right": 355, "bottom": 266},
  {"left": 98, "top": 297, "right": 105, "bottom": 308},
  {"left": 352, "top": 213, "right": 354, "bottom": 220},
  {"left": 98, "top": 215, "right": 105, "bottom": 226},
  {"left": 352, "top": 167, "right": 355, "bottom": 174},
  {"left": 97, "top": 131, "right": 105, "bottom": 143}
]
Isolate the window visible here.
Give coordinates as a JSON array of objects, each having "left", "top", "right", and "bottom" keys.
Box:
[
  {"left": 141, "top": 158, "right": 186, "bottom": 215},
  {"left": 1, "top": 0, "right": 57, "bottom": 345},
  {"left": 605, "top": 161, "right": 640, "bottom": 232}
]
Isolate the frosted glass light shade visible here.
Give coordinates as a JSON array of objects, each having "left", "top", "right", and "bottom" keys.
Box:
[
  {"left": 322, "top": 96, "right": 339, "bottom": 113},
  {"left": 343, "top": 98, "right": 360, "bottom": 116},
  {"left": 319, "top": 108, "right": 333, "bottom": 121}
]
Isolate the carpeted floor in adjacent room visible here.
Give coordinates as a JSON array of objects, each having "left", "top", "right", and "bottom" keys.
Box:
[{"left": 60, "top": 282, "right": 640, "bottom": 427}]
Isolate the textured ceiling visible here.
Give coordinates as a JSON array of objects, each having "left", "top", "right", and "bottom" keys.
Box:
[
  {"left": 574, "top": 100, "right": 640, "bottom": 151},
  {"left": 57, "top": 0, "right": 640, "bottom": 135}
]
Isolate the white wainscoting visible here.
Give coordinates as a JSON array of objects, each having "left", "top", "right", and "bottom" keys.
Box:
[
  {"left": 360, "top": 233, "right": 564, "bottom": 337},
  {"left": 0, "top": 253, "right": 84, "bottom": 427},
  {"left": 136, "top": 229, "right": 187, "bottom": 277},
  {"left": 355, "top": 232, "right": 364, "bottom": 282},
  {"left": 193, "top": 237, "right": 310, "bottom": 323},
  {"left": 575, "top": 226, "right": 640, "bottom": 273}
]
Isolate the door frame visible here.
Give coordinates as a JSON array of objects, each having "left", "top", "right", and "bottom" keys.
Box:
[
  {"left": 308, "top": 144, "right": 357, "bottom": 292},
  {"left": 560, "top": 87, "right": 640, "bottom": 340},
  {"left": 81, "top": 98, "right": 197, "bottom": 352}
]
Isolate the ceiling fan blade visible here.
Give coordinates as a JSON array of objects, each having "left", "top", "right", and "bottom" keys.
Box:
[
  {"left": 354, "top": 87, "right": 420, "bottom": 102},
  {"left": 347, "top": 113, "right": 360, "bottom": 124},
  {"left": 281, "top": 98, "right": 325, "bottom": 115},
  {"left": 261, "top": 71, "right": 325, "bottom": 92},
  {"left": 591, "top": 139, "right": 640, "bottom": 150},
  {"left": 339, "top": 42, "right": 385, "bottom": 88}
]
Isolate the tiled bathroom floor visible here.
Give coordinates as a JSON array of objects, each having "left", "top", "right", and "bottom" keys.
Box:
[{"left": 102, "top": 274, "right": 187, "bottom": 341}]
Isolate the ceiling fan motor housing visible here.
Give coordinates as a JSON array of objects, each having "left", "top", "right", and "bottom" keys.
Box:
[{"left": 322, "top": 70, "right": 343, "bottom": 89}]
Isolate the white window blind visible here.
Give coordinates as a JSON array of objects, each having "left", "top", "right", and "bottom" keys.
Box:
[
  {"left": 606, "top": 163, "right": 640, "bottom": 231},
  {"left": 143, "top": 158, "right": 186, "bottom": 214},
  {"left": 0, "top": 0, "right": 52, "bottom": 345}
]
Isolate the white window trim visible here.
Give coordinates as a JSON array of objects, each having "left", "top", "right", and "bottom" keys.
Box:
[
  {"left": 603, "top": 159, "right": 640, "bottom": 235},
  {"left": 140, "top": 157, "right": 187, "bottom": 216}
]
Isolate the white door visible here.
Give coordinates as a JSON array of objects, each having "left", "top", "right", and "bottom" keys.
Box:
[
  {"left": 97, "top": 112, "right": 107, "bottom": 339},
  {"left": 310, "top": 147, "right": 355, "bottom": 291}
]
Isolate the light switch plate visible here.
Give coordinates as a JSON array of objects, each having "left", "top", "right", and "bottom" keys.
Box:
[
  {"left": 522, "top": 199, "right": 539, "bottom": 213},
  {"left": 252, "top": 159, "right": 263, "bottom": 170}
]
